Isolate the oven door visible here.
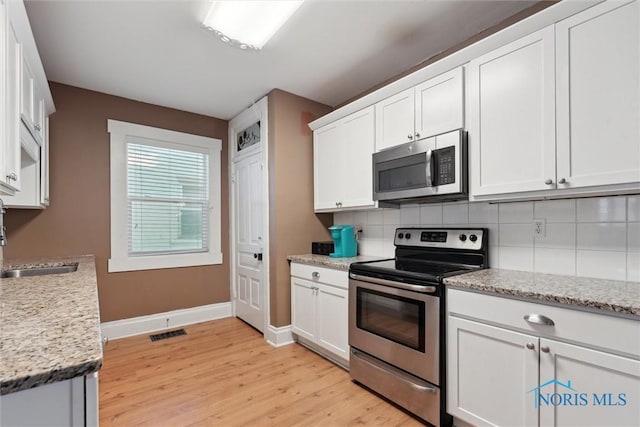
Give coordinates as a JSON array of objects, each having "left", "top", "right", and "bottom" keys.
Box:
[{"left": 349, "top": 274, "right": 440, "bottom": 385}]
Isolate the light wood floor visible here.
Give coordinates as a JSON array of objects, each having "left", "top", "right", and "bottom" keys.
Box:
[{"left": 99, "top": 317, "right": 424, "bottom": 426}]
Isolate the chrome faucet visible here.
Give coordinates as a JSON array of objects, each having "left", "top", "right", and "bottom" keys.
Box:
[{"left": 0, "top": 198, "right": 7, "bottom": 246}]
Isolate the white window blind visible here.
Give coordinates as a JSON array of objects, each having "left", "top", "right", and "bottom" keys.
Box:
[{"left": 127, "top": 140, "right": 209, "bottom": 256}]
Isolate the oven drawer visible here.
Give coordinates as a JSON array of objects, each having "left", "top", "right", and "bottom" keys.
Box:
[
  {"left": 447, "top": 288, "right": 639, "bottom": 357},
  {"left": 290, "top": 262, "right": 348, "bottom": 290},
  {"left": 350, "top": 348, "right": 441, "bottom": 426}
]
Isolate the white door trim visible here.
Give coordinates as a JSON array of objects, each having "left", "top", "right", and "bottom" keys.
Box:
[{"left": 229, "top": 96, "right": 270, "bottom": 335}]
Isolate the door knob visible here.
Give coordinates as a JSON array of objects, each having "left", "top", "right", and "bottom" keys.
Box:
[{"left": 253, "top": 253, "right": 263, "bottom": 261}]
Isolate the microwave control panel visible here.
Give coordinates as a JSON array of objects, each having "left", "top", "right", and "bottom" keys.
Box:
[{"left": 433, "top": 146, "right": 455, "bottom": 186}]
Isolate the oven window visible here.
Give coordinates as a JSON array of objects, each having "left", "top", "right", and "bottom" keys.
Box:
[{"left": 356, "top": 288, "right": 425, "bottom": 352}]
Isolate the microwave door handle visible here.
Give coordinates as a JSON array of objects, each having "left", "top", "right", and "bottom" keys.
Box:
[{"left": 425, "top": 149, "right": 433, "bottom": 187}]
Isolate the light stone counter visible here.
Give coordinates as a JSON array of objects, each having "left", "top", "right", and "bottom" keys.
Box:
[
  {"left": 444, "top": 269, "right": 640, "bottom": 319},
  {"left": 287, "top": 254, "right": 387, "bottom": 271},
  {"left": 0, "top": 255, "right": 102, "bottom": 395}
]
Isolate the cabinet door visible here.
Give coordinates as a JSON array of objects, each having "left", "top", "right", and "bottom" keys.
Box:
[
  {"left": 313, "top": 122, "right": 342, "bottom": 210},
  {"left": 340, "top": 106, "right": 375, "bottom": 209},
  {"left": 415, "top": 67, "right": 464, "bottom": 139},
  {"left": 556, "top": 0, "right": 639, "bottom": 189},
  {"left": 3, "top": 18, "right": 21, "bottom": 192},
  {"left": 375, "top": 87, "right": 415, "bottom": 151},
  {"left": 40, "top": 116, "right": 49, "bottom": 205},
  {"left": 468, "top": 26, "right": 556, "bottom": 197},
  {"left": 539, "top": 338, "right": 640, "bottom": 427},
  {"left": 291, "top": 277, "right": 317, "bottom": 342},
  {"left": 316, "top": 283, "right": 348, "bottom": 361},
  {"left": 447, "top": 316, "right": 539, "bottom": 427},
  {"left": 21, "top": 56, "right": 34, "bottom": 128}
]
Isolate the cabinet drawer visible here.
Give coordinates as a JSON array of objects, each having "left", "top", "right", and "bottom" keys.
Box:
[
  {"left": 290, "top": 262, "right": 348, "bottom": 289},
  {"left": 447, "top": 288, "right": 640, "bottom": 357}
]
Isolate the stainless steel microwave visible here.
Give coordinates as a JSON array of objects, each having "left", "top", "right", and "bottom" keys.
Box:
[{"left": 373, "top": 129, "right": 467, "bottom": 203}]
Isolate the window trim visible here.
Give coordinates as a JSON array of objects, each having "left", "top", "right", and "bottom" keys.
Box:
[{"left": 108, "top": 119, "right": 222, "bottom": 272}]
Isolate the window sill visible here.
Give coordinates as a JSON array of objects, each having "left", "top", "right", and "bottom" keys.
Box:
[{"left": 108, "top": 252, "right": 223, "bottom": 273}]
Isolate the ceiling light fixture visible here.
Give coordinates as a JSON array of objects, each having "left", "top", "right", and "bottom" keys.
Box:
[{"left": 202, "top": 1, "right": 304, "bottom": 51}]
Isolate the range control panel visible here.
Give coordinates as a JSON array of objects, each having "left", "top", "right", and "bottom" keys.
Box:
[{"left": 394, "top": 228, "right": 485, "bottom": 251}]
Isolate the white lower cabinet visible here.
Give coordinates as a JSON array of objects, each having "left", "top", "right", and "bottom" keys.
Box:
[
  {"left": 0, "top": 373, "right": 99, "bottom": 427},
  {"left": 447, "top": 289, "right": 640, "bottom": 427},
  {"left": 290, "top": 262, "right": 349, "bottom": 366}
]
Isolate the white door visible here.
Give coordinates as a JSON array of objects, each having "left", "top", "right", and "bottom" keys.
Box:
[
  {"left": 539, "top": 338, "right": 640, "bottom": 427},
  {"left": 555, "top": 0, "right": 640, "bottom": 190},
  {"left": 375, "top": 87, "right": 415, "bottom": 151},
  {"left": 468, "top": 26, "right": 556, "bottom": 197},
  {"left": 316, "top": 283, "right": 349, "bottom": 361},
  {"left": 340, "top": 106, "right": 375, "bottom": 209},
  {"left": 234, "top": 150, "right": 265, "bottom": 332},
  {"left": 313, "top": 122, "right": 342, "bottom": 210},
  {"left": 415, "top": 67, "right": 464, "bottom": 139},
  {"left": 447, "top": 316, "right": 539, "bottom": 427},
  {"left": 290, "top": 277, "right": 317, "bottom": 342}
]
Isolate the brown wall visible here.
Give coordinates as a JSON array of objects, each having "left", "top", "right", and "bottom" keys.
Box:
[
  {"left": 4, "top": 83, "right": 230, "bottom": 322},
  {"left": 267, "top": 89, "right": 333, "bottom": 327}
]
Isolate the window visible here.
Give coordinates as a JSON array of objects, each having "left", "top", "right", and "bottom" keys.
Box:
[{"left": 108, "top": 120, "right": 222, "bottom": 272}]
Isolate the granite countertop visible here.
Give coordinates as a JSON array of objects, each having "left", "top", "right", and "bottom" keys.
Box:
[
  {"left": 287, "top": 254, "right": 387, "bottom": 271},
  {"left": 0, "top": 255, "right": 103, "bottom": 395},
  {"left": 444, "top": 268, "right": 640, "bottom": 318}
]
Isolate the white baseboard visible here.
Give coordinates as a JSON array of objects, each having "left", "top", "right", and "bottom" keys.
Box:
[
  {"left": 101, "top": 302, "right": 232, "bottom": 340},
  {"left": 264, "top": 324, "right": 294, "bottom": 347}
]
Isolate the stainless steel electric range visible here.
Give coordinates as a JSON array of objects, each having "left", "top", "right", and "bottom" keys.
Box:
[{"left": 348, "top": 227, "right": 488, "bottom": 427}]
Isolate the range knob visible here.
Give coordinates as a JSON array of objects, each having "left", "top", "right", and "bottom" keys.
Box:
[
  {"left": 469, "top": 234, "right": 478, "bottom": 242},
  {"left": 459, "top": 234, "right": 467, "bottom": 242},
  {"left": 398, "top": 233, "right": 404, "bottom": 239},
  {"left": 405, "top": 233, "right": 411, "bottom": 239}
]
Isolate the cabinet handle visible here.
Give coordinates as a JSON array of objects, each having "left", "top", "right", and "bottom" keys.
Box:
[
  {"left": 6, "top": 173, "right": 17, "bottom": 181},
  {"left": 34, "top": 124, "right": 41, "bottom": 131},
  {"left": 541, "top": 346, "right": 550, "bottom": 353},
  {"left": 311, "top": 271, "right": 320, "bottom": 279},
  {"left": 415, "top": 132, "right": 420, "bottom": 139},
  {"left": 524, "top": 314, "right": 555, "bottom": 326},
  {"left": 335, "top": 202, "right": 339, "bottom": 207},
  {"left": 544, "top": 179, "right": 553, "bottom": 185},
  {"left": 526, "top": 343, "right": 535, "bottom": 350},
  {"left": 407, "top": 134, "right": 414, "bottom": 140},
  {"left": 558, "top": 178, "right": 566, "bottom": 184}
]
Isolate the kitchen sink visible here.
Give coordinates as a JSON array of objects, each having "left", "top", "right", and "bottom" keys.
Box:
[{"left": 0, "top": 264, "right": 78, "bottom": 278}]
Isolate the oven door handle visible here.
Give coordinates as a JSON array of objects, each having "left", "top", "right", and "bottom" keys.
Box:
[
  {"left": 349, "top": 273, "right": 437, "bottom": 294},
  {"left": 351, "top": 348, "right": 437, "bottom": 393}
]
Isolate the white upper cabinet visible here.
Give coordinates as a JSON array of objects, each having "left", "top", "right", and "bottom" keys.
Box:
[
  {"left": 468, "top": 26, "right": 556, "bottom": 197},
  {"left": 469, "top": 0, "right": 639, "bottom": 201},
  {"left": 314, "top": 106, "right": 376, "bottom": 212},
  {"left": 2, "top": 3, "right": 22, "bottom": 194},
  {"left": 375, "top": 67, "right": 464, "bottom": 152},
  {"left": 1, "top": 0, "right": 54, "bottom": 203},
  {"left": 375, "top": 88, "right": 415, "bottom": 151},
  {"left": 415, "top": 67, "right": 464, "bottom": 140},
  {"left": 555, "top": 0, "right": 639, "bottom": 189}
]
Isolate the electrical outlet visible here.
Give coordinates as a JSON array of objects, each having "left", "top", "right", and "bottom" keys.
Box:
[{"left": 533, "top": 219, "right": 546, "bottom": 237}]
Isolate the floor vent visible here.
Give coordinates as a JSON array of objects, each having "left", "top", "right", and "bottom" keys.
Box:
[{"left": 150, "top": 329, "right": 187, "bottom": 342}]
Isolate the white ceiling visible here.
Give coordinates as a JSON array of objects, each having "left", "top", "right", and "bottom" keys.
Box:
[{"left": 25, "top": 0, "right": 538, "bottom": 120}]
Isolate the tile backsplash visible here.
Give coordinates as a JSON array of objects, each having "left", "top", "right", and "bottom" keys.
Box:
[{"left": 334, "top": 195, "right": 640, "bottom": 282}]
